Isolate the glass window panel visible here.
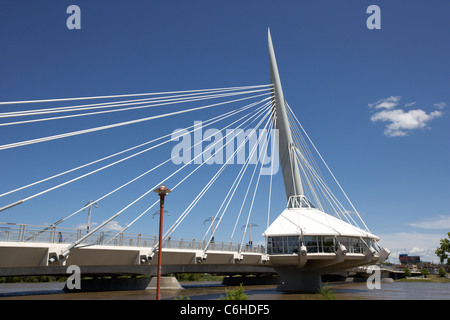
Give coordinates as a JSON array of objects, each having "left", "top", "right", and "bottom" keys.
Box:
[
  {"left": 287, "top": 236, "right": 300, "bottom": 253},
  {"left": 272, "top": 237, "right": 283, "bottom": 254},
  {"left": 337, "top": 237, "right": 349, "bottom": 248},
  {"left": 351, "top": 237, "right": 362, "bottom": 253},
  {"left": 304, "top": 236, "right": 318, "bottom": 253},
  {"left": 323, "top": 236, "right": 335, "bottom": 253},
  {"left": 267, "top": 237, "right": 273, "bottom": 254},
  {"left": 317, "top": 236, "right": 323, "bottom": 252}
]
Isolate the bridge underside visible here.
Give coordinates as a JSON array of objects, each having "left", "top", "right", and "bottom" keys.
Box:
[
  {"left": 0, "top": 242, "right": 275, "bottom": 278},
  {"left": 0, "top": 264, "right": 277, "bottom": 278},
  {"left": 0, "top": 241, "right": 387, "bottom": 292}
]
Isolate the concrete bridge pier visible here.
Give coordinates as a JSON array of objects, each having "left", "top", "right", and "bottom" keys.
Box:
[
  {"left": 63, "top": 276, "right": 182, "bottom": 292},
  {"left": 275, "top": 267, "right": 322, "bottom": 293}
]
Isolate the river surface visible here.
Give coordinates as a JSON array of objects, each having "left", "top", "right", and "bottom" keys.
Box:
[{"left": 1, "top": 280, "right": 449, "bottom": 300}]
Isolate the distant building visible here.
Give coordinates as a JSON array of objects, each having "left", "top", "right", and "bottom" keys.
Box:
[{"left": 399, "top": 254, "right": 421, "bottom": 265}]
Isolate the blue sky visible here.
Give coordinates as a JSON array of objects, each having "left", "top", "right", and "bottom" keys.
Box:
[{"left": 0, "top": 1, "right": 449, "bottom": 263}]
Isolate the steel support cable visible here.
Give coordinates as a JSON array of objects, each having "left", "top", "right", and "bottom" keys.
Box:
[
  {"left": 113, "top": 103, "right": 272, "bottom": 252},
  {"left": 0, "top": 85, "right": 272, "bottom": 118},
  {"left": 265, "top": 107, "right": 277, "bottom": 252},
  {"left": 229, "top": 118, "right": 273, "bottom": 243},
  {"left": 292, "top": 149, "right": 348, "bottom": 236},
  {"left": 181, "top": 108, "right": 271, "bottom": 245},
  {"left": 293, "top": 142, "right": 352, "bottom": 224},
  {"left": 288, "top": 111, "right": 327, "bottom": 213},
  {"left": 286, "top": 105, "right": 329, "bottom": 212},
  {"left": 301, "top": 161, "right": 355, "bottom": 227},
  {"left": 161, "top": 117, "right": 273, "bottom": 255},
  {"left": 286, "top": 105, "right": 339, "bottom": 196},
  {"left": 201, "top": 108, "right": 275, "bottom": 246},
  {"left": 293, "top": 149, "right": 339, "bottom": 234},
  {"left": 287, "top": 103, "right": 370, "bottom": 232},
  {"left": 25, "top": 103, "right": 265, "bottom": 242},
  {"left": 238, "top": 115, "right": 273, "bottom": 253},
  {"left": 0, "top": 89, "right": 223, "bottom": 117},
  {"left": 20, "top": 99, "right": 270, "bottom": 243},
  {"left": 104, "top": 198, "right": 159, "bottom": 245},
  {"left": 0, "top": 88, "right": 272, "bottom": 127},
  {"left": 204, "top": 109, "right": 277, "bottom": 253},
  {"left": 15, "top": 101, "right": 266, "bottom": 206},
  {"left": 160, "top": 106, "right": 273, "bottom": 246},
  {"left": 287, "top": 104, "right": 325, "bottom": 184},
  {"left": 161, "top": 106, "right": 273, "bottom": 242},
  {"left": 60, "top": 104, "right": 272, "bottom": 255},
  {"left": 66, "top": 101, "right": 271, "bottom": 248},
  {"left": 292, "top": 117, "right": 370, "bottom": 232},
  {"left": 286, "top": 104, "right": 347, "bottom": 220},
  {"left": 274, "top": 100, "right": 299, "bottom": 198},
  {"left": 0, "top": 84, "right": 273, "bottom": 106},
  {"left": 0, "top": 98, "right": 266, "bottom": 200},
  {"left": 294, "top": 146, "right": 325, "bottom": 213},
  {"left": 0, "top": 92, "right": 271, "bottom": 151},
  {"left": 200, "top": 135, "right": 261, "bottom": 244},
  {"left": 105, "top": 101, "right": 272, "bottom": 244}
]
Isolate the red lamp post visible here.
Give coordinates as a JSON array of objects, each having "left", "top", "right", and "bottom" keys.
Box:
[{"left": 153, "top": 184, "right": 171, "bottom": 300}]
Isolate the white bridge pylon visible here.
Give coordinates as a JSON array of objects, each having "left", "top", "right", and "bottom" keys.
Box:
[
  {"left": 0, "top": 30, "right": 389, "bottom": 292},
  {"left": 262, "top": 29, "right": 389, "bottom": 291}
]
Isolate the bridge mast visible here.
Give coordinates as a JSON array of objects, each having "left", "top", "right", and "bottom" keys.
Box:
[{"left": 268, "top": 29, "right": 303, "bottom": 201}]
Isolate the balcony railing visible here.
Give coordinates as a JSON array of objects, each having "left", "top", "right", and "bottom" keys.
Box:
[{"left": 0, "top": 222, "right": 265, "bottom": 253}]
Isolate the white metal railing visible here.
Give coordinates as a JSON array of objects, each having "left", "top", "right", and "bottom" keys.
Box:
[{"left": 0, "top": 222, "right": 265, "bottom": 253}]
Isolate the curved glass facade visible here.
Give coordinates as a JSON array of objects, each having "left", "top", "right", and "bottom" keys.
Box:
[{"left": 266, "top": 235, "right": 377, "bottom": 255}]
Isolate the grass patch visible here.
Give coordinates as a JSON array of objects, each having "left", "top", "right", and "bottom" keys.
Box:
[
  {"left": 173, "top": 273, "right": 224, "bottom": 282},
  {"left": 0, "top": 276, "right": 67, "bottom": 283},
  {"left": 221, "top": 283, "right": 247, "bottom": 300},
  {"left": 396, "top": 277, "right": 450, "bottom": 283},
  {"left": 318, "top": 284, "right": 337, "bottom": 300}
]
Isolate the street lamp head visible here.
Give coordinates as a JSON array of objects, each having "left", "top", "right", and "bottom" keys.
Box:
[{"left": 154, "top": 184, "right": 171, "bottom": 195}]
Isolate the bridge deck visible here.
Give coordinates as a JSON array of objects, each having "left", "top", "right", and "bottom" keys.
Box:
[{"left": 0, "top": 223, "right": 383, "bottom": 278}]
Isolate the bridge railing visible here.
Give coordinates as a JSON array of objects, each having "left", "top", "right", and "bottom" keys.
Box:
[{"left": 0, "top": 222, "right": 265, "bottom": 253}]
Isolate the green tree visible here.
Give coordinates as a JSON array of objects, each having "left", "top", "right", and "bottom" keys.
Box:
[
  {"left": 403, "top": 268, "right": 411, "bottom": 277},
  {"left": 420, "top": 268, "right": 430, "bottom": 277},
  {"left": 318, "top": 284, "right": 337, "bottom": 300},
  {"left": 435, "top": 232, "right": 450, "bottom": 264},
  {"left": 221, "top": 283, "right": 247, "bottom": 300}
]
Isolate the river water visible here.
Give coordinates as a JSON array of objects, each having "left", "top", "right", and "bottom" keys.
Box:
[{"left": 1, "top": 280, "right": 449, "bottom": 300}]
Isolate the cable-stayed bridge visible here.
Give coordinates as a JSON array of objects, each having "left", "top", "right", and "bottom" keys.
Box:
[{"left": 0, "top": 30, "right": 389, "bottom": 292}]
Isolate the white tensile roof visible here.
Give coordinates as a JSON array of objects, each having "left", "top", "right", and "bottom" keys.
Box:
[{"left": 263, "top": 207, "right": 379, "bottom": 240}]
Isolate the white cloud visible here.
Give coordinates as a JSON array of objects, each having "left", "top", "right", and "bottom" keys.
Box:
[
  {"left": 408, "top": 215, "right": 450, "bottom": 229},
  {"left": 434, "top": 101, "right": 447, "bottom": 109},
  {"left": 73, "top": 220, "right": 125, "bottom": 232},
  {"left": 369, "top": 96, "right": 444, "bottom": 137},
  {"left": 377, "top": 215, "right": 450, "bottom": 263},
  {"left": 74, "top": 222, "right": 93, "bottom": 230},
  {"left": 371, "top": 108, "right": 443, "bottom": 137},
  {"left": 368, "top": 96, "right": 401, "bottom": 110},
  {"left": 410, "top": 247, "right": 425, "bottom": 254},
  {"left": 100, "top": 220, "right": 125, "bottom": 232},
  {"left": 377, "top": 232, "right": 442, "bottom": 263}
]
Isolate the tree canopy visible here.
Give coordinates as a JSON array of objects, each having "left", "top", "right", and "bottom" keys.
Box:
[{"left": 435, "top": 232, "right": 450, "bottom": 264}]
